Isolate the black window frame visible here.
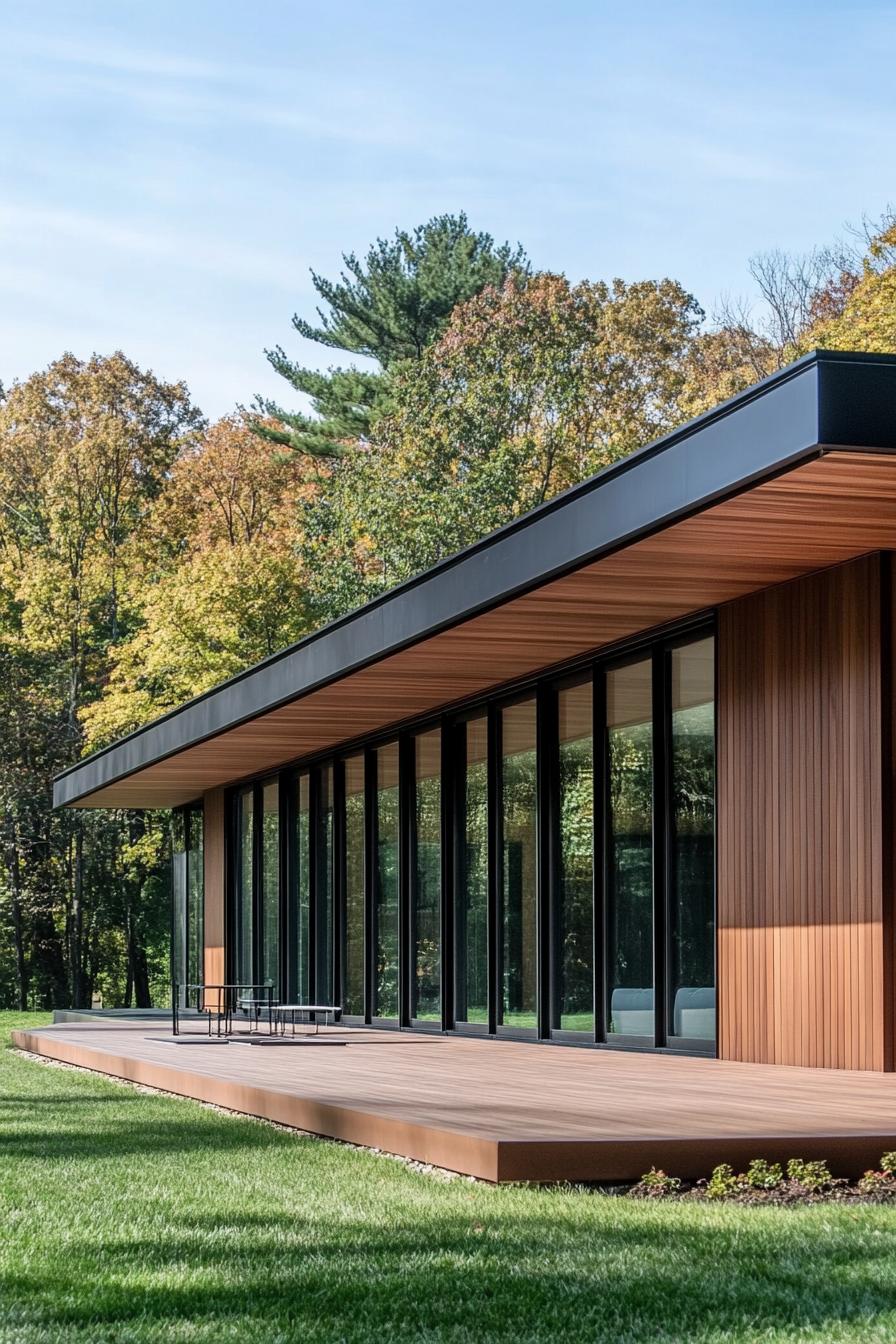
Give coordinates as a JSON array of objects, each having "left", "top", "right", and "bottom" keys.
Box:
[{"left": 223, "top": 612, "right": 717, "bottom": 1057}]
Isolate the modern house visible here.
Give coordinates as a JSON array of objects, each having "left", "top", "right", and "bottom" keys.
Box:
[{"left": 51, "top": 349, "right": 896, "bottom": 1075}]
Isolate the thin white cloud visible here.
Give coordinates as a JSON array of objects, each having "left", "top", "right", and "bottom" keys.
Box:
[
  {"left": 0, "top": 203, "right": 305, "bottom": 288},
  {"left": 2, "top": 30, "right": 422, "bottom": 151},
  {"left": 5, "top": 31, "right": 252, "bottom": 83}
]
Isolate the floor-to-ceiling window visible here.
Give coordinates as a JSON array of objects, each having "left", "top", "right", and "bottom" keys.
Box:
[
  {"left": 172, "top": 804, "right": 203, "bottom": 1006},
  {"left": 316, "top": 765, "right": 335, "bottom": 1002},
  {"left": 172, "top": 811, "right": 187, "bottom": 1003},
  {"left": 236, "top": 786, "right": 254, "bottom": 985},
  {"left": 455, "top": 715, "right": 489, "bottom": 1028},
  {"left": 500, "top": 698, "right": 538, "bottom": 1033},
  {"left": 343, "top": 754, "right": 366, "bottom": 1018},
  {"left": 295, "top": 772, "right": 311, "bottom": 1003},
  {"left": 186, "top": 806, "right": 204, "bottom": 992},
  {"left": 374, "top": 742, "right": 400, "bottom": 1019},
  {"left": 412, "top": 728, "right": 441, "bottom": 1022},
  {"left": 606, "top": 659, "right": 654, "bottom": 1040},
  {"left": 668, "top": 637, "right": 716, "bottom": 1044},
  {"left": 226, "top": 625, "right": 714, "bottom": 1053},
  {"left": 554, "top": 678, "right": 594, "bottom": 1035},
  {"left": 261, "top": 780, "right": 279, "bottom": 991}
]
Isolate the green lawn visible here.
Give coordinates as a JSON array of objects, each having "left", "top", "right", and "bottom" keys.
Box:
[{"left": 3, "top": 1012, "right": 896, "bottom": 1344}]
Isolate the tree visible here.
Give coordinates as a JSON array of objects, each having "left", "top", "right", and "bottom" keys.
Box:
[
  {"left": 299, "top": 271, "right": 703, "bottom": 620},
  {"left": 678, "top": 324, "right": 779, "bottom": 421},
  {"left": 85, "top": 415, "right": 316, "bottom": 748},
  {"left": 680, "top": 209, "right": 896, "bottom": 417},
  {"left": 0, "top": 352, "right": 203, "bottom": 736},
  {"left": 257, "top": 213, "right": 529, "bottom": 457},
  {"left": 807, "top": 223, "right": 896, "bottom": 353},
  {"left": 0, "top": 352, "right": 202, "bottom": 1008}
]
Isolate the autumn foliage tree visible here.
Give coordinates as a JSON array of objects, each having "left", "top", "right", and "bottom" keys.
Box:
[
  {"left": 299, "top": 271, "right": 703, "bottom": 617},
  {"left": 681, "top": 211, "right": 896, "bottom": 417},
  {"left": 84, "top": 414, "right": 316, "bottom": 748},
  {"left": 258, "top": 212, "right": 529, "bottom": 457},
  {"left": 0, "top": 352, "right": 202, "bottom": 1008}
]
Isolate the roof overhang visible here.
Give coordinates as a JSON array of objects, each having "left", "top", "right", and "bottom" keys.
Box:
[{"left": 55, "top": 349, "right": 896, "bottom": 809}]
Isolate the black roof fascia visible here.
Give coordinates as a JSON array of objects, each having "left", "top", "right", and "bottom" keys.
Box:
[{"left": 53, "top": 350, "right": 896, "bottom": 807}]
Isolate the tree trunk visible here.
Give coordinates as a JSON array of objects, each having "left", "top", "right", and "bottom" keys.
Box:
[
  {"left": 10, "top": 889, "right": 29, "bottom": 1010},
  {"left": 132, "top": 944, "right": 151, "bottom": 1009},
  {"left": 124, "top": 907, "right": 134, "bottom": 1008},
  {"left": 68, "top": 822, "right": 88, "bottom": 1008},
  {"left": 5, "top": 833, "right": 30, "bottom": 1010}
]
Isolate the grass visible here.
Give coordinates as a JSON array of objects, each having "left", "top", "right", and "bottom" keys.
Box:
[{"left": 3, "top": 1012, "right": 896, "bottom": 1343}]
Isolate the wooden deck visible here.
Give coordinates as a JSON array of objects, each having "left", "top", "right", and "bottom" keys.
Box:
[{"left": 13, "top": 1021, "right": 896, "bottom": 1183}]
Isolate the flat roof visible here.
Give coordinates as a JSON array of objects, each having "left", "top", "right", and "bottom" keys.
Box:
[{"left": 55, "top": 349, "right": 896, "bottom": 808}]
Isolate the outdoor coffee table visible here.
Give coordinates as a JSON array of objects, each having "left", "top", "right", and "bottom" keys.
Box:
[
  {"left": 274, "top": 1004, "right": 341, "bottom": 1036},
  {"left": 237, "top": 995, "right": 279, "bottom": 1034}
]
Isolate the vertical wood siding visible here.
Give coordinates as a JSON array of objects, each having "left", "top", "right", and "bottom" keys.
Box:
[
  {"left": 718, "top": 554, "right": 892, "bottom": 1070},
  {"left": 203, "top": 787, "right": 226, "bottom": 1001}
]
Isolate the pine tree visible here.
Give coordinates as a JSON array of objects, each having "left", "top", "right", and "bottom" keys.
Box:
[{"left": 256, "top": 212, "right": 529, "bottom": 456}]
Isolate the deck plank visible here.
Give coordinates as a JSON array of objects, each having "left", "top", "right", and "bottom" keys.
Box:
[{"left": 13, "top": 1022, "right": 896, "bottom": 1182}]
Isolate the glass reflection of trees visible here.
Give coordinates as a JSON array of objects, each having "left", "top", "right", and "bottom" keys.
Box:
[{"left": 556, "top": 680, "right": 594, "bottom": 1033}]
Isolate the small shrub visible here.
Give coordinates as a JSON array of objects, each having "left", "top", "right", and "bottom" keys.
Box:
[
  {"left": 706, "top": 1163, "right": 739, "bottom": 1199},
  {"left": 786, "top": 1158, "right": 833, "bottom": 1191},
  {"left": 881, "top": 1152, "right": 896, "bottom": 1176},
  {"left": 858, "top": 1169, "right": 892, "bottom": 1194},
  {"left": 631, "top": 1167, "right": 681, "bottom": 1198},
  {"left": 745, "top": 1159, "right": 783, "bottom": 1190}
]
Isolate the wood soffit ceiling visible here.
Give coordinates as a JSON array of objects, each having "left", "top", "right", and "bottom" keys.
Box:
[{"left": 68, "top": 450, "right": 896, "bottom": 807}]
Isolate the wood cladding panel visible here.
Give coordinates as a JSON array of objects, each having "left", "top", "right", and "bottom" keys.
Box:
[
  {"left": 718, "top": 554, "right": 890, "bottom": 1071},
  {"left": 203, "top": 788, "right": 225, "bottom": 1002},
  {"left": 77, "top": 452, "right": 896, "bottom": 807}
]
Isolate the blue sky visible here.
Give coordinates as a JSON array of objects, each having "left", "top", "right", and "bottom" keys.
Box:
[{"left": 1, "top": 0, "right": 894, "bottom": 419}]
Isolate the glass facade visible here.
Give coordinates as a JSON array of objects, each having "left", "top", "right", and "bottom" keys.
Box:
[
  {"left": 172, "top": 810, "right": 187, "bottom": 1003},
  {"left": 374, "top": 742, "right": 400, "bottom": 1018},
  {"left": 555, "top": 679, "right": 594, "bottom": 1034},
  {"left": 261, "top": 780, "right": 279, "bottom": 990},
  {"left": 236, "top": 786, "right": 254, "bottom": 985},
  {"left": 343, "top": 755, "right": 366, "bottom": 1017},
  {"left": 500, "top": 699, "right": 538, "bottom": 1032},
  {"left": 221, "top": 625, "right": 716, "bottom": 1052},
  {"left": 295, "top": 773, "right": 310, "bottom": 1003},
  {"left": 317, "top": 765, "right": 334, "bottom": 1002},
  {"left": 669, "top": 638, "right": 716, "bottom": 1042},
  {"left": 187, "top": 808, "right": 204, "bottom": 992},
  {"left": 412, "top": 729, "right": 441, "bottom": 1020},
  {"left": 455, "top": 716, "right": 489, "bottom": 1027},
  {"left": 172, "top": 806, "right": 204, "bottom": 1006},
  {"left": 606, "top": 659, "right": 654, "bottom": 1038}
]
